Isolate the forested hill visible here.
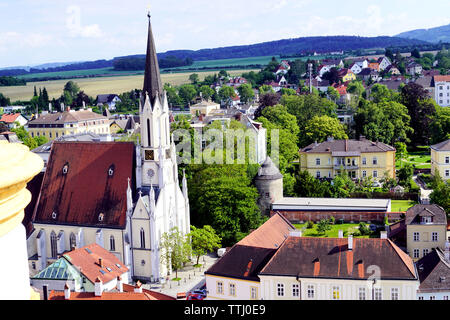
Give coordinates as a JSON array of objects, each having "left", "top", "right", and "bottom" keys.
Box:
[
  {"left": 157, "top": 35, "right": 429, "bottom": 61},
  {"left": 396, "top": 24, "right": 450, "bottom": 44}
]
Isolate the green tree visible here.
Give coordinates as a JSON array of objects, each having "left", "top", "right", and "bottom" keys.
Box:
[
  {"left": 199, "top": 85, "right": 215, "bottom": 101},
  {"left": 178, "top": 84, "right": 198, "bottom": 105},
  {"left": 395, "top": 142, "right": 408, "bottom": 167},
  {"left": 317, "top": 219, "right": 332, "bottom": 234},
  {"left": 189, "top": 73, "right": 200, "bottom": 84},
  {"left": 218, "top": 85, "right": 236, "bottom": 106},
  {"left": 189, "top": 225, "right": 221, "bottom": 266},
  {"left": 237, "top": 83, "right": 255, "bottom": 104},
  {"left": 294, "top": 170, "right": 332, "bottom": 198},
  {"left": 430, "top": 177, "right": 450, "bottom": 214},
  {"left": 327, "top": 86, "right": 340, "bottom": 103},
  {"left": 397, "top": 163, "right": 414, "bottom": 187},
  {"left": 303, "top": 115, "right": 348, "bottom": 146},
  {"left": 63, "top": 81, "right": 80, "bottom": 98},
  {"left": 160, "top": 227, "right": 191, "bottom": 279}
]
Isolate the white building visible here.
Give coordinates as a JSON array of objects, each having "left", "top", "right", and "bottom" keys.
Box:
[{"left": 433, "top": 75, "right": 450, "bottom": 107}]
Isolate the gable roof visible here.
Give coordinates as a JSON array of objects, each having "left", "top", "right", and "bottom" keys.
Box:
[
  {"left": 431, "top": 139, "right": 450, "bottom": 151},
  {"left": 405, "top": 204, "right": 447, "bottom": 225},
  {"left": 259, "top": 237, "right": 417, "bottom": 280},
  {"left": 33, "top": 141, "right": 135, "bottom": 229},
  {"left": 62, "top": 243, "right": 129, "bottom": 284},
  {"left": 97, "top": 94, "right": 120, "bottom": 104},
  {"left": 416, "top": 248, "right": 450, "bottom": 292},
  {"left": 433, "top": 75, "right": 450, "bottom": 83},
  {"left": 29, "top": 110, "right": 106, "bottom": 125},
  {"left": 0, "top": 113, "right": 25, "bottom": 123}
]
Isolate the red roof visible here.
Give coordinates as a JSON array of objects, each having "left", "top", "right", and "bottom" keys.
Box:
[
  {"left": 63, "top": 243, "right": 129, "bottom": 284},
  {"left": 434, "top": 75, "right": 450, "bottom": 82},
  {"left": 33, "top": 141, "right": 135, "bottom": 228},
  {"left": 49, "top": 291, "right": 154, "bottom": 300},
  {"left": 0, "top": 113, "right": 22, "bottom": 123}
]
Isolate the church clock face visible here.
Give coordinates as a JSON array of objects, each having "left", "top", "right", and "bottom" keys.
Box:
[{"left": 145, "top": 150, "right": 154, "bottom": 161}]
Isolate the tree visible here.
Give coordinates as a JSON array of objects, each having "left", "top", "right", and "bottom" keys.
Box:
[
  {"left": 394, "top": 142, "right": 408, "bottom": 167},
  {"left": 0, "top": 93, "right": 10, "bottom": 107},
  {"left": 327, "top": 86, "right": 340, "bottom": 103},
  {"left": 164, "top": 84, "right": 184, "bottom": 107},
  {"left": 303, "top": 115, "right": 348, "bottom": 146},
  {"left": 429, "top": 106, "right": 450, "bottom": 144},
  {"left": 411, "top": 48, "right": 421, "bottom": 59},
  {"left": 237, "top": 83, "right": 255, "bottom": 104},
  {"left": 199, "top": 85, "right": 215, "bottom": 101},
  {"left": 397, "top": 163, "right": 414, "bottom": 187},
  {"left": 189, "top": 73, "right": 200, "bottom": 84},
  {"left": 218, "top": 85, "right": 236, "bottom": 106},
  {"left": 430, "top": 177, "right": 450, "bottom": 215},
  {"left": 322, "top": 67, "right": 340, "bottom": 84},
  {"left": 317, "top": 219, "right": 332, "bottom": 234},
  {"left": 178, "top": 84, "right": 198, "bottom": 106},
  {"left": 189, "top": 225, "right": 221, "bottom": 266},
  {"left": 294, "top": 170, "right": 332, "bottom": 198},
  {"left": 63, "top": 81, "right": 80, "bottom": 98},
  {"left": 160, "top": 227, "right": 191, "bottom": 279}
]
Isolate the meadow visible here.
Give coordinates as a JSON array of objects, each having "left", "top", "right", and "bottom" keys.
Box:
[{"left": 0, "top": 69, "right": 257, "bottom": 102}]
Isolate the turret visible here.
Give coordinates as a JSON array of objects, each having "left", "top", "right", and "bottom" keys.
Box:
[{"left": 254, "top": 156, "right": 283, "bottom": 216}]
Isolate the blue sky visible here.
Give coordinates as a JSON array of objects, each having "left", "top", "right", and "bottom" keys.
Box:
[{"left": 0, "top": 0, "right": 449, "bottom": 68}]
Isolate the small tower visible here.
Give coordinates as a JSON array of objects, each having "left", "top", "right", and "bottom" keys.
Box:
[{"left": 254, "top": 156, "right": 283, "bottom": 216}]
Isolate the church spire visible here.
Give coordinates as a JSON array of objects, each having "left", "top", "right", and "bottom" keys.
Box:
[{"left": 143, "top": 11, "right": 163, "bottom": 104}]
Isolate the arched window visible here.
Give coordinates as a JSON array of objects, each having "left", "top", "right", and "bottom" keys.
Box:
[
  {"left": 69, "top": 233, "right": 77, "bottom": 250},
  {"left": 140, "top": 228, "right": 145, "bottom": 249},
  {"left": 50, "top": 231, "right": 58, "bottom": 258},
  {"left": 110, "top": 236, "right": 116, "bottom": 252}
]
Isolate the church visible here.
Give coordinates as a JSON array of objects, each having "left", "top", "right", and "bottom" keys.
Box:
[{"left": 27, "top": 13, "right": 190, "bottom": 284}]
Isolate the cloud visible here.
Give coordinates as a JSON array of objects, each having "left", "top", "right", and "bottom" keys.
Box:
[{"left": 66, "top": 5, "right": 104, "bottom": 38}]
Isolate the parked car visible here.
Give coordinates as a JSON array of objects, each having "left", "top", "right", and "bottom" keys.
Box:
[{"left": 187, "top": 289, "right": 206, "bottom": 300}]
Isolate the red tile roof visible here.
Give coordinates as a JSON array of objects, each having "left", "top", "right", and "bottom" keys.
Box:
[
  {"left": 237, "top": 212, "right": 295, "bottom": 249},
  {"left": 434, "top": 75, "right": 450, "bottom": 82},
  {"left": 49, "top": 291, "right": 154, "bottom": 300},
  {"left": 122, "top": 284, "right": 176, "bottom": 300},
  {"left": 63, "top": 243, "right": 129, "bottom": 284},
  {"left": 0, "top": 113, "right": 22, "bottom": 123},
  {"left": 33, "top": 141, "right": 135, "bottom": 228}
]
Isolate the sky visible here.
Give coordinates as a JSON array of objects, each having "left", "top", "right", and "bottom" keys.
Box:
[{"left": 0, "top": 0, "right": 449, "bottom": 68}]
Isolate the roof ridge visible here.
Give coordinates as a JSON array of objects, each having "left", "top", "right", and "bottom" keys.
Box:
[{"left": 387, "top": 239, "right": 416, "bottom": 278}]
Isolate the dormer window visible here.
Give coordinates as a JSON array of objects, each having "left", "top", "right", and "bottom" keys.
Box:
[
  {"left": 98, "top": 213, "right": 104, "bottom": 222},
  {"left": 108, "top": 165, "right": 115, "bottom": 177},
  {"left": 52, "top": 211, "right": 57, "bottom": 219},
  {"left": 62, "top": 163, "right": 69, "bottom": 175},
  {"left": 421, "top": 216, "right": 433, "bottom": 224}
]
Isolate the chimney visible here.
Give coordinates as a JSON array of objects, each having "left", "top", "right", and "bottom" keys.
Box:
[
  {"left": 43, "top": 284, "right": 49, "bottom": 301},
  {"left": 338, "top": 230, "right": 344, "bottom": 238},
  {"left": 134, "top": 281, "right": 143, "bottom": 293},
  {"left": 348, "top": 235, "right": 353, "bottom": 251},
  {"left": 380, "top": 231, "right": 388, "bottom": 239},
  {"left": 64, "top": 283, "right": 71, "bottom": 300},
  {"left": 95, "top": 277, "right": 103, "bottom": 297},
  {"left": 98, "top": 258, "right": 103, "bottom": 268},
  {"left": 117, "top": 276, "right": 123, "bottom": 293}
]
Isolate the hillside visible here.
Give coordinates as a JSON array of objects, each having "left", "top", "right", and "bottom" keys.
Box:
[{"left": 396, "top": 24, "right": 450, "bottom": 43}]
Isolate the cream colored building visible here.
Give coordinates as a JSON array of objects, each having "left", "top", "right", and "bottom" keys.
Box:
[
  {"left": 299, "top": 137, "right": 396, "bottom": 180},
  {"left": 406, "top": 204, "right": 448, "bottom": 261},
  {"left": 431, "top": 139, "right": 450, "bottom": 181},
  {"left": 190, "top": 100, "right": 220, "bottom": 117},
  {"left": 27, "top": 109, "right": 110, "bottom": 141}
]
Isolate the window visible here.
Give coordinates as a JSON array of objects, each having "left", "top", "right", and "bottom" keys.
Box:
[
  {"left": 413, "top": 232, "right": 420, "bottom": 242},
  {"left": 69, "top": 233, "right": 77, "bottom": 250},
  {"left": 432, "top": 232, "right": 438, "bottom": 242},
  {"left": 307, "top": 285, "right": 315, "bottom": 299},
  {"left": 362, "top": 170, "right": 367, "bottom": 178},
  {"left": 372, "top": 157, "right": 378, "bottom": 165},
  {"left": 430, "top": 296, "right": 435, "bottom": 300},
  {"left": 391, "top": 288, "right": 399, "bottom": 300},
  {"left": 250, "top": 287, "right": 258, "bottom": 300},
  {"left": 217, "top": 282, "right": 223, "bottom": 294},
  {"left": 373, "top": 171, "right": 378, "bottom": 178},
  {"left": 362, "top": 157, "right": 367, "bottom": 165},
  {"left": 50, "top": 231, "right": 58, "bottom": 259},
  {"left": 447, "top": 157, "right": 450, "bottom": 164},
  {"left": 444, "top": 296, "right": 449, "bottom": 300},
  {"left": 292, "top": 284, "right": 299, "bottom": 297},
  {"left": 332, "top": 286, "right": 340, "bottom": 300},
  {"left": 316, "top": 158, "right": 321, "bottom": 165},
  {"left": 229, "top": 283, "right": 236, "bottom": 296},
  {"left": 277, "top": 283, "right": 285, "bottom": 297},
  {"left": 374, "top": 288, "right": 382, "bottom": 300},
  {"left": 110, "top": 236, "right": 115, "bottom": 252},
  {"left": 418, "top": 296, "right": 424, "bottom": 300},
  {"left": 358, "top": 287, "right": 366, "bottom": 300},
  {"left": 413, "top": 249, "right": 420, "bottom": 259},
  {"left": 316, "top": 171, "right": 321, "bottom": 178},
  {"left": 423, "top": 248, "right": 429, "bottom": 256},
  {"left": 140, "top": 228, "right": 146, "bottom": 249},
  {"left": 265, "top": 192, "right": 270, "bottom": 198},
  {"left": 446, "top": 170, "right": 450, "bottom": 177}
]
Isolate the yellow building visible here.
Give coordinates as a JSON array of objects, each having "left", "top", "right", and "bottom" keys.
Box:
[
  {"left": 27, "top": 109, "right": 110, "bottom": 141},
  {"left": 299, "top": 137, "right": 396, "bottom": 180},
  {"left": 190, "top": 100, "right": 220, "bottom": 117},
  {"left": 339, "top": 69, "right": 357, "bottom": 82},
  {"left": 406, "top": 204, "right": 448, "bottom": 261},
  {"left": 431, "top": 139, "right": 450, "bottom": 181},
  {"left": 0, "top": 141, "right": 43, "bottom": 299}
]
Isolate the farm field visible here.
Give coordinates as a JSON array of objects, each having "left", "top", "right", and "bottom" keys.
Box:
[{"left": 0, "top": 69, "right": 257, "bottom": 102}]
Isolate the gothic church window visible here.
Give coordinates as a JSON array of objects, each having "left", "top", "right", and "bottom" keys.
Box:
[{"left": 140, "top": 228, "right": 146, "bottom": 249}]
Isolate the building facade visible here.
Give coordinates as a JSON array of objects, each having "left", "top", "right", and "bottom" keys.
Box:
[
  {"left": 299, "top": 137, "right": 396, "bottom": 181},
  {"left": 431, "top": 139, "right": 450, "bottom": 181},
  {"left": 433, "top": 75, "right": 450, "bottom": 107},
  {"left": 27, "top": 109, "right": 110, "bottom": 141}
]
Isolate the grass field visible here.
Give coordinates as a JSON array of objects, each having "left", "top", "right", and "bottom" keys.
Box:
[
  {"left": 16, "top": 67, "right": 143, "bottom": 80},
  {"left": 0, "top": 69, "right": 257, "bottom": 102},
  {"left": 390, "top": 200, "right": 417, "bottom": 212},
  {"left": 396, "top": 149, "right": 431, "bottom": 170},
  {"left": 293, "top": 223, "right": 374, "bottom": 238}
]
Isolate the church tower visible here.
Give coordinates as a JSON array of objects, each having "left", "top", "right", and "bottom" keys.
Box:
[{"left": 131, "top": 12, "right": 190, "bottom": 283}]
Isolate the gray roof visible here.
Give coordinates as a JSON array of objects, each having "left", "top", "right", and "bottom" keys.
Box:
[
  {"left": 255, "top": 157, "right": 283, "bottom": 180},
  {"left": 431, "top": 139, "right": 450, "bottom": 151},
  {"left": 405, "top": 204, "right": 447, "bottom": 225},
  {"left": 272, "top": 197, "right": 391, "bottom": 211},
  {"left": 96, "top": 94, "right": 119, "bottom": 104},
  {"left": 32, "top": 132, "right": 109, "bottom": 153},
  {"left": 301, "top": 138, "right": 395, "bottom": 154},
  {"left": 417, "top": 248, "right": 450, "bottom": 292}
]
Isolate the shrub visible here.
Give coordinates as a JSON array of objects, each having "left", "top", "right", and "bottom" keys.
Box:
[
  {"left": 306, "top": 220, "right": 314, "bottom": 229},
  {"left": 358, "top": 222, "right": 371, "bottom": 235},
  {"left": 329, "top": 216, "right": 335, "bottom": 225}
]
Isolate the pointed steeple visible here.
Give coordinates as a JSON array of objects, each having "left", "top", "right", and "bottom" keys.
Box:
[{"left": 143, "top": 12, "right": 163, "bottom": 105}]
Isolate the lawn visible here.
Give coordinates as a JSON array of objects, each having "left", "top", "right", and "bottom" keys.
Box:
[
  {"left": 396, "top": 148, "right": 431, "bottom": 170},
  {"left": 293, "top": 222, "right": 375, "bottom": 238},
  {"left": 390, "top": 200, "right": 417, "bottom": 212}
]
